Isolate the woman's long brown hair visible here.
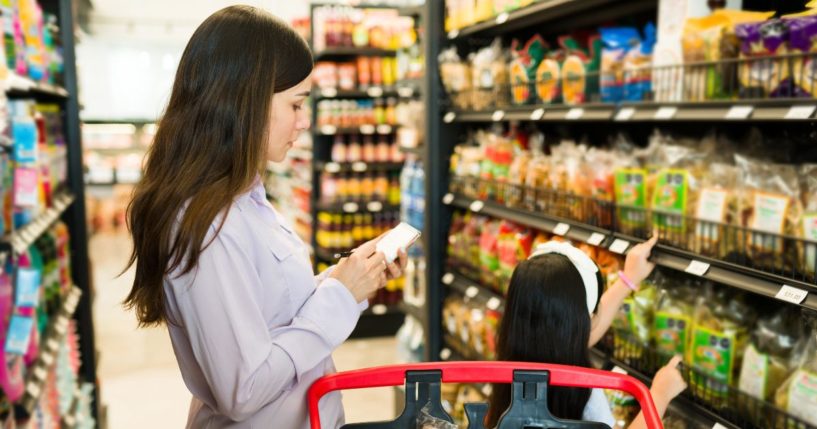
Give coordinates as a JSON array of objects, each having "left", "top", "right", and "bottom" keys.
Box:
[{"left": 124, "top": 6, "right": 313, "bottom": 326}]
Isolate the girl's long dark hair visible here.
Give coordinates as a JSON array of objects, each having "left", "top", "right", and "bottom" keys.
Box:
[
  {"left": 486, "top": 253, "right": 604, "bottom": 427},
  {"left": 124, "top": 6, "right": 313, "bottom": 326}
]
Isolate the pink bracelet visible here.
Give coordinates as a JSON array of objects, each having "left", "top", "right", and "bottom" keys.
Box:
[{"left": 618, "top": 270, "right": 638, "bottom": 291}]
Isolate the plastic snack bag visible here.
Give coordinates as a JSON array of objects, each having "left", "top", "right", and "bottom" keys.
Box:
[
  {"left": 509, "top": 35, "right": 547, "bottom": 105},
  {"left": 802, "top": 164, "right": 817, "bottom": 278},
  {"left": 775, "top": 313, "right": 817, "bottom": 427},
  {"left": 439, "top": 47, "right": 472, "bottom": 110},
  {"left": 736, "top": 19, "right": 790, "bottom": 98},
  {"left": 472, "top": 38, "right": 509, "bottom": 110},
  {"left": 694, "top": 162, "right": 740, "bottom": 258},
  {"left": 417, "top": 402, "right": 458, "bottom": 429},
  {"left": 561, "top": 35, "right": 602, "bottom": 105},
  {"left": 600, "top": 27, "right": 639, "bottom": 103},
  {"left": 623, "top": 23, "right": 656, "bottom": 102},
  {"left": 653, "top": 279, "right": 695, "bottom": 357},
  {"left": 786, "top": 15, "right": 817, "bottom": 97}
]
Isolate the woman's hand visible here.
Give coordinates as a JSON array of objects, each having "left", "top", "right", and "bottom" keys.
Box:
[
  {"left": 623, "top": 234, "right": 658, "bottom": 286},
  {"left": 385, "top": 249, "right": 408, "bottom": 280},
  {"left": 650, "top": 356, "right": 687, "bottom": 412},
  {"left": 329, "top": 238, "right": 387, "bottom": 303}
]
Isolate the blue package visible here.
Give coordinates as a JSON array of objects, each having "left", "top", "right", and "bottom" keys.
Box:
[
  {"left": 600, "top": 27, "right": 641, "bottom": 103},
  {"left": 623, "top": 23, "right": 656, "bottom": 101},
  {"left": 12, "top": 119, "right": 37, "bottom": 163},
  {"left": 5, "top": 315, "right": 34, "bottom": 355},
  {"left": 14, "top": 268, "right": 41, "bottom": 307}
]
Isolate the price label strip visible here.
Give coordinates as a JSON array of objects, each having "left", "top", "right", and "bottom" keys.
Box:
[
  {"left": 684, "top": 260, "right": 711, "bottom": 277},
  {"left": 486, "top": 297, "right": 502, "bottom": 310},
  {"left": 351, "top": 162, "right": 367, "bottom": 172},
  {"left": 496, "top": 12, "right": 509, "bottom": 24},
  {"left": 785, "top": 105, "right": 816, "bottom": 120},
  {"left": 469, "top": 200, "right": 484, "bottom": 213},
  {"left": 609, "top": 239, "right": 630, "bottom": 254},
  {"left": 552, "top": 222, "right": 570, "bottom": 236},
  {"left": 566, "top": 108, "right": 584, "bottom": 120},
  {"left": 465, "top": 286, "right": 479, "bottom": 298},
  {"left": 442, "top": 193, "right": 455, "bottom": 205},
  {"left": 725, "top": 105, "right": 753, "bottom": 119},
  {"left": 776, "top": 285, "right": 808, "bottom": 304},
  {"left": 442, "top": 273, "right": 455, "bottom": 285},
  {"left": 360, "top": 124, "right": 375, "bottom": 135},
  {"left": 615, "top": 107, "right": 635, "bottom": 121},
  {"left": 367, "top": 201, "right": 383, "bottom": 212},
  {"left": 320, "top": 87, "right": 337, "bottom": 98},
  {"left": 372, "top": 304, "right": 387, "bottom": 315},
  {"left": 587, "top": 232, "right": 606, "bottom": 246},
  {"left": 654, "top": 106, "right": 677, "bottom": 120},
  {"left": 367, "top": 86, "right": 384, "bottom": 97},
  {"left": 492, "top": 110, "right": 505, "bottom": 121},
  {"left": 530, "top": 108, "right": 545, "bottom": 120}
]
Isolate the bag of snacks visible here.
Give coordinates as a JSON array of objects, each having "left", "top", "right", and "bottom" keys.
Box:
[
  {"left": 694, "top": 163, "right": 740, "bottom": 257},
  {"left": 535, "top": 48, "right": 562, "bottom": 104},
  {"left": 472, "top": 38, "right": 510, "bottom": 110},
  {"left": 479, "top": 219, "right": 501, "bottom": 287},
  {"left": 613, "top": 274, "right": 657, "bottom": 361},
  {"left": 653, "top": 278, "right": 695, "bottom": 357},
  {"left": 509, "top": 35, "right": 547, "bottom": 105},
  {"left": 802, "top": 164, "right": 817, "bottom": 278},
  {"left": 600, "top": 27, "right": 639, "bottom": 103},
  {"left": 786, "top": 14, "right": 817, "bottom": 97},
  {"left": 439, "top": 47, "right": 472, "bottom": 110},
  {"left": 775, "top": 313, "right": 817, "bottom": 427},
  {"left": 623, "top": 22, "right": 656, "bottom": 102},
  {"left": 736, "top": 19, "right": 791, "bottom": 98}
]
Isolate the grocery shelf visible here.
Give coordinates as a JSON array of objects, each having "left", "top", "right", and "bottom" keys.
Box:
[
  {"left": 398, "top": 4, "right": 423, "bottom": 17},
  {"left": 446, "top": 0, "right": 654, "bottom": 40},
  {"left": 315, "top": 161, "right": 405, "bottom": 173},
  {"left": 363, "top": 303, "right": 403, "bottom": 316},
  {"left": 315, "top": 200, "right": 399, "bottom": 214},
  {"left": 398, "top": 145, "right": 423, "bottom": 156},
  {"left": 3, "top": 192, "right": 75, "bottom": 255},
  {"left": 444, "top": 192, "right": 817, "bottom": 312},
  {"left": 444, "top": 99, "right": 817, "bottom": 124},
  {"left": 398, "top": 300, "right": 426, "bottom": 326},
  {"left": 442, "top": 334, "right": 486, "bottom": 361},
  {"left": 316, "top": 124, "right": 398, "bottom": 136},
  {"left": 17, "top": 286, "right": 83, "bottom": 418},
  {"left": 313, "top": 47, "right": 396, "bottom": 60},
  {"left": 442, "top": 269, "right": 505, "bottom": 313},
  {"left": 4, "top": 72, "right": 69, "bottom": 98},
  {"left": 314, "top": 86, "right": 400, "bottom": 100}
]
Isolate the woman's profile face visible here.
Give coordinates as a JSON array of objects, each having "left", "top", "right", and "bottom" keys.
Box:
[{"left": 267, "top": 76, "right": 312, "bottom": 162}]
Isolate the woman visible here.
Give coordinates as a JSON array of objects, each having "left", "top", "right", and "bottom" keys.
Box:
[
  {"left": 123, "top": 6, "right": 405, "bottom": 428},
  {"left": 487, "top": 239, "right": 687, "bottom": 428}
]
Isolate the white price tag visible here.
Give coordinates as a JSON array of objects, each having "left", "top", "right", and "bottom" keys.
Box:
[
  {"left": 776, "top": 285, "right": 808, "bottom": 304},
  {"left": 41, "top": 353, "right": 54, "bottom": 367},
  {"left": 496, "top": 12, "right": 509, "bottom": 24},
  {"left": 609, "top": 239, "right": 630, "bottom": 254},
  {"left": 325, "top": 162, "right": 341, "bottom": 173},
  {"left": 443, "top": 112, "right": 457, "bottom": 123},
  {"left": 611, "top": 366, "right": 628, "bottom": 375},
  {"left": 320, "top": 87, "right": 337, "bottom": 98},
  {"left": 712, "top": 424, "right": 729, "bottom": 429},
  {"left": 442, "top": 193, "right": 455, "bottom": 205},
  {"left": 469, "top": 200, "right": 484, "bottom": 212},
  {"left": 26, "top": 381, "right": 41, "bottom": 397},
  {"left": 481, "top": 384, "right": 493, "bottom": 397},
  {"left": 465, "top": 286, "right": 479, "bottom": 298},
  {"left": 64, "top": 416, "right": 76, "bottom": 427},
  {"left": 530, "top": 108, "right": 545, "bottom": 120},
  {"left": 785, "top": 105, "right": 816, "bottom": 119},
  {"left": 320, "top": 125, "right": 337, "bottom": 135},
  {"left": 367, "top": 86, "right": 384, "bottom": 97},
  {"left": 685, "top": 260, "right": 711, "bottom": 276},
  {"left": 351, "top": 162, "right": 367, "bottom": 172},
  {"left": 47, "top": 338, "right": 59, "bottom": 351},
  {"left": 486, "top": 297, "right": 501, "bottom": 310},
  {"left": 615, "top": 107, "right": 635, "bottom": 121},
  {"left": 552, "top": 223, "right": 570, "bottom": 236},
  {"left": 440, "top": 348, "right": 452, "bottom": 360},
  {"left": 342, "top": 202, "right": 359, "bottom": 213},
  {"left": 33, "top": 366, "right": 46, "bottom": 380},
  {"left": 447, "top": 30, "right": 459, "bottom": 39},
  {"left": 376, "top": 124, "right": 393, "bottom": 134},
  {"left": 725, "top": 105, "right": 753, "bottom": 119},
  {"left": 367, "top": 201, "right": 383, "bottom": 212},
  {"left": 492, "top": 110, "right": 505, "bottom": 121},
  {"left": 442, "top": 273, "right": 455, "bottom": 285},
  {"left": 359, "top": 124, "right": 375, "bottom": 135},
  {"left": 587, "top": 233, "right": 606, "bottom": 246},
  {"left": 372, "top": 304, "right": 387, "bottom": 315},
  {"left": 566, "top": 108, "right": 584, "bottom": 120},
  {"left": 654, "top": 106, "right": 678, "bottom": 120},
  {"left": 397, "top": 87, "right": 414, "bottom": 98}
]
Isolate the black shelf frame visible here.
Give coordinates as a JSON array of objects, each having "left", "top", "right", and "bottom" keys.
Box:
[
  {"left": 314, "top": 160, "right": 405, "bottom": 174},
  {"left": 313, "top": 47, "right": 396, "bottom": 61}
]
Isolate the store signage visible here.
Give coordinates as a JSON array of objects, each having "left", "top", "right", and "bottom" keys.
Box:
[
  {"left": 320, "top": 87, "right": 337, "bottom": 98},
  {"left": 442, "top": 193, "right": 455, "bottom": 205},
  {"left": 587, "top": 232, "right": 606, "bottom": 246},
  {"left": 725, "top": 105, "right": 753, "bottom": 119},
  {"left": 553, "top": 222, "right": 570, "bottom": 236},
  {"left": 360, "top": 124, "right": 375, "bottom": 134},
  {"left": 615, "top": 107, "right": 635, "bottom": 121},
  {"left": 684, "top": 260, "right": 711, "bottom": 276},
  {"left": 367, "top": 86, "right": 384, "bottom": 97},
  {"left": 785, "top": 105, "right": 816, "bottom": 119},
  {"left": 442, "top": 273, "right": 455, "bottom": 285},
  {"left": 609, "top": 239, "right": 630, "bottom": 254},
  {"left": 486, "top": 297, "right": 501, "bottom": 310},
  {"left": 776, "top": 285, "right": 808, "bottom": 304},
  {"left": 566, "top": 108, "right": 584, "bottom": 120},
  {"left": 443, "top": 112, "right": 457, "bottom": 123},
  {"left": 469, "top": 200, "right": 484, "bottom": 212},
  {"left": 367, "top": 201, "right": 383, "bottom": 212},
  {"left": 465, "top": 286, "right": 479, "bottom": 298},
  {"left": 496, "top": 12, "right": 509, "bottom": 24},
  {"left": 530, "top": 108, "right": 545, "bottom": 120},
  {"left": 654, "top": 106, "right": 677, "bottom": 120},
  {"left": 343, "top": 202, "right": 359, "bottom": 213},
  {"left": 492, "top": 110, "right": 505, "bottom": 121}
]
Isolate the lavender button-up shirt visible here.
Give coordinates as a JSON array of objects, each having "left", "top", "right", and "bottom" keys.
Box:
[{"left": 163, "top": 179, "right": 366, "bottom": 428}]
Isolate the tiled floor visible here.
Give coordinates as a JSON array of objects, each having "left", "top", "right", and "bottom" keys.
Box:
[{"left": 91, "top": 230, "right": 397, "bottom": 428}]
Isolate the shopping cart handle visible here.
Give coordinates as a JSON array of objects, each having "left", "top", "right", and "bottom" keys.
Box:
[{"left": 308, "top": 361, "right": 662, "bottom": 429}]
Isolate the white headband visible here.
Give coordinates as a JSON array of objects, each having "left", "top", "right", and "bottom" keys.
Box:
[{"left": 527, "top": 241, "right": 599, "bottom": 314}]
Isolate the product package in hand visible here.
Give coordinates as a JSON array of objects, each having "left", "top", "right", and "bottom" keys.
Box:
[{"left": 377, "top": 222, "right": 421, "bottom": 263}]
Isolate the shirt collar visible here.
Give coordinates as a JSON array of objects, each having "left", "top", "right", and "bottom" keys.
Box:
[{"left": 244, "top": 175, "right": 294, "bottom": 234}]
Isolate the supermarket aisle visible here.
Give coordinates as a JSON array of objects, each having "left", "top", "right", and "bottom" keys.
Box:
[{"left": 90, "top": 230, "right": 396, "bottom": 428}]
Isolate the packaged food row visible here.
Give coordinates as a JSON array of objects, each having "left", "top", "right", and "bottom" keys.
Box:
[
  {"left": 317, "top": 98, "right": 400, "bottom": 127},
  {"left": 314, "top": 57, "right": 401, "bottom": 90},
  {"left": 319, "top": 171, "right": 401, "bottom": 205},
  {"left": 449, "top": 127, "right": 817, "bottom": 279},
  {"left": 315, "top": 211, "right": 400, "bottom": 253},
  {"left": 0, "top": 0, "right": 64, "bottom": 84},
  {"left": 675, "top": 8, "right": 817, "bottom": 101},
  {"left": 439, "top": 24, "right": 656, "bottom": 109},
  {"left": 312, "top": 6, "right": 416, "bottom": 52},
  {"left": 444, "top": 0, "right": 537, "bottom": 32},
  {"left": 611, "top": 269, "right": 817, "bottom": 427},
  {"left": 330, "top": 133, "right": 405, "bottom": 164}
]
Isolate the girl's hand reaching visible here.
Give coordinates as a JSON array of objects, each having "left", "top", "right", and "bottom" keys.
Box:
[{"left": 623, "top": 234, "right": 658, "bottom": 286}]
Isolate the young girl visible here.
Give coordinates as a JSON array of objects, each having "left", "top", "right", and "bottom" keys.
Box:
[{"left": 487, "top": 237, "right": 687, "bottom": 428}]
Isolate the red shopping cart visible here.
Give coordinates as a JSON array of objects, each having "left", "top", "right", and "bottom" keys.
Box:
[{"left": 308, "top": 361, "right": 662, "bottom": 429}]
